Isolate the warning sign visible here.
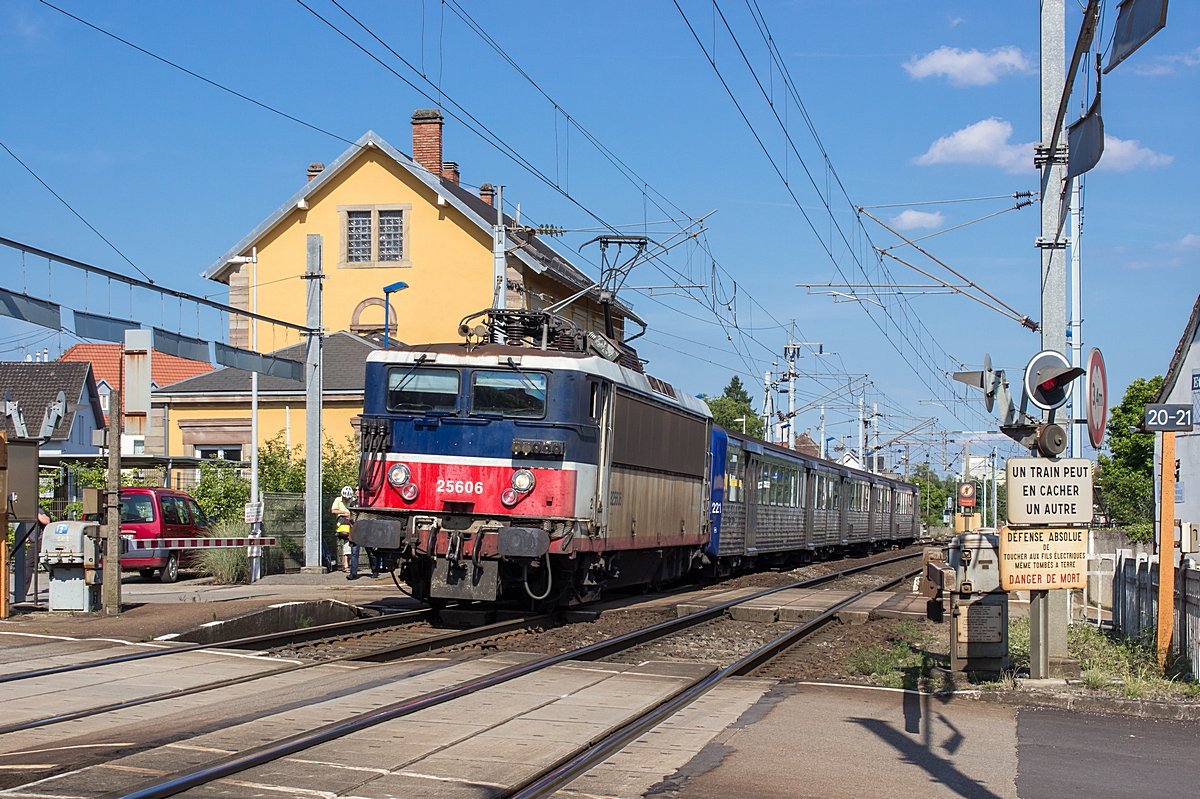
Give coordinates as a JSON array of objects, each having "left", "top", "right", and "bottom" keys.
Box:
[
  {"left": 1006, "top": 457, "right": 1092, "bottom": 525},
  {"left": 998, "top": 525, "right": 1086, "bottom": 590}
]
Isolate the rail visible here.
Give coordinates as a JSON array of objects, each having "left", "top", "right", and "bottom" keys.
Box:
[{"left": 107, "top": 551, "right": 921, "bottom": 799}]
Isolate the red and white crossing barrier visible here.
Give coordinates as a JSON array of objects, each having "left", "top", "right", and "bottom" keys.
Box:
[{"left": 126, "top": 537, "right": 277, "bottom": 550}]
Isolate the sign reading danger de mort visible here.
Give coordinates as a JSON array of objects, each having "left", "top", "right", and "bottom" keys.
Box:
[
  {"left": 998, "top": 526, "right": 1086, "bottom": 590},
  {"left": 1006, "top": 457, "right": 1092, "bottom": 525}
]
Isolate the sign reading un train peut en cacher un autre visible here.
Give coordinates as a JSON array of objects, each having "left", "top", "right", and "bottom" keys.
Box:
[
  {"left": 1000, "top": 457, "right": 1092, "bottom": 592},
  {"left": 1006, "top": 457, "right": 1093, "bottom": 525}
]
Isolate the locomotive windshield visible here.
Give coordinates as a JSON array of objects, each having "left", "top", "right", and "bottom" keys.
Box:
[
  {"left": 470, "top": 370, "right": 547, "bottom": 418},
  {"left": 386, "top": 367, "right": 460, "bottom": 413}
]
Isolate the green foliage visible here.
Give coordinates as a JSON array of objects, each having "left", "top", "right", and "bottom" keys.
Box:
[
  {"left": 845, "top": 621, "right": 944, "bottom": 689},
  {"left": 322, "top": 436, "right": 360, "bottom": 497},
  {"left": 703, "top": 377, "right": 765, "bottom": 438},
  {"left": 194, "top": 546, "right": 250, "bottom": 584},
  {"left": 259, "top": 433, "right": 305, "bottom": 493},
  {"left": 910, "top": 463, "right": 950, "bottom": 528},
  {"left": 1096, "top": 376, "right": 1162, "bottom": 528},
  {"left": 191, "top": 461, "right": 251, "bottom": 524},
  {"left": 62, "top": 461, "right": 162, "bottom": 489}
]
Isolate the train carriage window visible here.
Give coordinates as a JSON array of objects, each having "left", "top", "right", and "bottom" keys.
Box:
[
  {"left": 726, "top": 449, "right": 745, "bottom": 504},
  {"left": 387, "top": 367, "right": 460, "bottom": 413},
  {"left": 471, "top": 371, "right": 548, "bottom": 418}
]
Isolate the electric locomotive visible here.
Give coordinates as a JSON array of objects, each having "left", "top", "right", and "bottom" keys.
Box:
[
  {"left": 351, "top": 308, "right": 919, "bottom": 605},
  {"left": 353, "top": 309, "right": 716, "bottom": 605}
]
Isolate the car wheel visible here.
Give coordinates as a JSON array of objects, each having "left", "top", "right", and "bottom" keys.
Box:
[
  {"left": 159, "top": 552, "right": 179, "bottom": 583},
  {"left": 138, "top": 569, "right": 155, "bottom": 580}
]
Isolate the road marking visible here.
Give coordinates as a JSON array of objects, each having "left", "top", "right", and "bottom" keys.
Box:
[
  {"left": 0, "top": 765, "right": 87, "bottom": 794},
  {"left": 0, "top": 766, "right": 56, "bottom": 771},
  {"left": 790, "top": 679, "right": 982, "bottom": 697},
  {"left": 96, "top": 765, "right": 166, "bottom": 775},
  {"left": 285, "top": 759, "right": 389, "bottom": 774},
  {"left": 0, "top": 633, "right": 165, "bottom": 647},
  {"left": 393, "top": 771, "right": 507, "bottom": 789},
  {"left": 163, "top": 744, "right": 235, "bottom": 754},
  {"left": 0, "top": 745, "right": 135, "bottom": 758}
]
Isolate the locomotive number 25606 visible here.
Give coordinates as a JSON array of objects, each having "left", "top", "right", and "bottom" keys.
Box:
[{"left": 436, "top": 478, "right": 485, "bottom": 495}]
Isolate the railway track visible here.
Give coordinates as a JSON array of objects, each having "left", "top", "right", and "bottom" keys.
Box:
[{"left": 84, "top": 551, "right": 922, "bottom": 799}]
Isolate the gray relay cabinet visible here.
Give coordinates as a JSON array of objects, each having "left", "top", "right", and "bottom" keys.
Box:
[{"left": 40, "top": 521, "right": 104, "bottom": 612}]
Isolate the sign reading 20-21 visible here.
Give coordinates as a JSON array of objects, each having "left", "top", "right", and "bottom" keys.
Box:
[{"left": 1006, "top": 457, "right": 1093, "bottom": 525}]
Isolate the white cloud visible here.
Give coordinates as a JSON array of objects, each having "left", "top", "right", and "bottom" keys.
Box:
[
  {"left": 890, "top": 209, "right": 946, "bottom": 230},
  {"left": 903, "top": 46, "right": 1030, "bottom": 86},
  {"left": 1156, "top": 234, "right": 1200, "bottom": 250},
  {"left": 948, "top": 16, "right": 965, "bottom": 28},
  {"left": 1132, "top": 46, "right": 1200, "bottom": 76},
  {"left": 1097, "top": 135, "right": 1173, "bottom": 172},
  {"left": 914, "top": 118, "right": 1035, "bottom": 173}
]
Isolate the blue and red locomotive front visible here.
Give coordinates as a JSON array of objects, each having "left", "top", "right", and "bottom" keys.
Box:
[{"left": 352, "top": 333, "right": 716, "bottom": 605}]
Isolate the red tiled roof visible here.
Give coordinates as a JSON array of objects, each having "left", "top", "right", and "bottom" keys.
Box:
[{"left": 60, "top": 343, "right": 214, "bottom": 388}]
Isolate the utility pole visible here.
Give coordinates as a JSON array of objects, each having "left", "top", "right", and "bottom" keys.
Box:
[
  {"left": 819, "top": 405, "right": 826, "bottom": 459},
  {"left": 763, "top": 370, "right": 773, "bottom": 444},
  {"left": 493, "top": 185, "right": 506, "bottom": 322},
  {"left": 1069, "top": 179, "right": 1083, "bottom": 458},
  {"left": 102, "top": 387, "right": 122, "bottom": 615},
  {"left": 858, "top": 396, "right": 865, "bottom": 470},
  {"left": 991, "top": 448, "right": 999, "bottom": 528},
  {"left": 1157, "top": 431, "right": 1177, "bottom": 667},
  {"left": 303, "top": 235, "right": 324, "bottom": 572},
  {"left": 872, "top": 401, "right": 880, "bottom": 473},
  {"left": 0, "top": 432, "right": 8, "bottom": 619},
  {"left": 1036, "top": 0, "right": 1070, "bottom": 673}
]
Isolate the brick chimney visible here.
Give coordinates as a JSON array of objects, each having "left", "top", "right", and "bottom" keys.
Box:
[
  {"left": 307, "top": 162, "right": 325, "bottom": 182},
  {"left": 411, "top": 108, "right": 444, "bottom": 178},
  {"left": 479, "top": 182, "right": 495, "bottom": 207},
  {"left": 442, "top": 161, "right": 460, "bottom": 185}
]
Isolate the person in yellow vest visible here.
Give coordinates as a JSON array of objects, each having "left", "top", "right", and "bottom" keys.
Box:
[{"left": 331, "top": 486, "right": 359, "bottom": 580}]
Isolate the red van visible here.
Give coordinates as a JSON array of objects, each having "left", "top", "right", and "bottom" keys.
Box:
[{"left": 117, "top": 488, "right": 212, "bottom": 582}]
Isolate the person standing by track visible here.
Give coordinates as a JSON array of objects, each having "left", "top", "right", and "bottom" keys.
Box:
[{"left": 332, "top": 486, "right": 379, "bottom": 580}]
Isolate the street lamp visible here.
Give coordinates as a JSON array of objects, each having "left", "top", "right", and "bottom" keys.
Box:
[
  {"left": 383, "top": 281, "right": 408, "bottom": 349},
  {"left": 733, "top": 416, "right": 746, "bottom": 434}
]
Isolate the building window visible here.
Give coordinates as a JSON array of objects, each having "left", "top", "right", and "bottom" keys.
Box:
[
  {"left": 197, "top": 446, "right": 242, "bottom": 461},
  {"left": 338, "top": 204, "right": 412, "bottom": 268},
  {"left": 99, "top": 391, "right": 110, "bottom": 412},
  {"left": 378, "top": 210, "right": 403, "bottom": 261},
  {"left": 347, "top": 211, "right": 372, "bottom": 262}
]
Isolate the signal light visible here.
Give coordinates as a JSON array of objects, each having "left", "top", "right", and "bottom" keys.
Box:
[
  {"left": 399, "top": 483, "right": 419, "bottom": 502},
  {"left": 501, "top": 487, "right": 519, "bottom": 507}
]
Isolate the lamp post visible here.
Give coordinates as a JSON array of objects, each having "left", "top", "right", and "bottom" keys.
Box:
[
  {"left": 383, "top": 281, "right": 409, "bottom": 350},
  {"left": 732, "top": 417, "right": 746, "bottom": 434}
]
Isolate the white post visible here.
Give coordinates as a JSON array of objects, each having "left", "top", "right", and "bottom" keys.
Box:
[
  {"left": 763, "top": 371, "right": 773, "bottom": 444},
  {"left": 788, "top": 361, "right": 796, "bottom": 450},
  {"left": 858, "top": 396, "right": 865, "bottom": 470},
  {"left": 493, "top": 186, "right": 506, "bottom": 316},
  {"left": 1069, "top": 179, "right": 1083, "bottom": 458},
  {"left": 303, "top": 235, "right": 324, "bottom": 572},
  {"left": 820, "top": 405, "right": 826, "bottom": 459},
  {"left": 249, "top": 247, "right": 261, "bottom": 581}
]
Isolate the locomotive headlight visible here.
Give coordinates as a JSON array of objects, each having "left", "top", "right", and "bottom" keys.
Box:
[
  {"left": 500, "top": 487, "right": 520, "bottom": 507},
  {"left": 511, "top": 469, "right": 536, "bottom": 494},
  {"left": 387, "top": 463, "right": 411, "bottom": 487},
  {"left": 399, "top": 483, "right": 420, "bottom": 502}
]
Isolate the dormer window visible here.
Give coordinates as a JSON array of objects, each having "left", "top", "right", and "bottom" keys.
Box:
[{"left": 338, "top": 204, "right": 412, "bottom": 268}]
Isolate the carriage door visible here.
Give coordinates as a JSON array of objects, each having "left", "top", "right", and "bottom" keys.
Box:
[
  {"left": 743, "top": 454, "right": 760, "bottom": 554},
  {"left": 592, "top": 380, "right": 613, "bottom": 538}
]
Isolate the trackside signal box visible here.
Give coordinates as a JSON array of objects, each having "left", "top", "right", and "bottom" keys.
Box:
[
  {"left": 41, "top": 521, "right": 104, "bottom": 612},
  {"left": 922, "top": 533, "right": 1009, "bottom": 674}
]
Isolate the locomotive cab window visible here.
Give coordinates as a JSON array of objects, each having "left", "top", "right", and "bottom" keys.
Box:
[
  {"left": 387, "top": 367, "right": 460, "bottom": 414},
  {"left": 471, "top": 371, "right": 548, "bottom": 418}
]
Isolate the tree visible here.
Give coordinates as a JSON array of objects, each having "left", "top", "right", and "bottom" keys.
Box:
[
  {"left": 910, "top": 463, "right": 950, "bottom": 529},
  {"left": 703, "top": 377, "right": 764, "bottom": 438},
  {"left": 190, "top": 460, "right": 251, "bottom": 524},
  {"left": 1096, "top": 375, "right": 1162, "bottom": 542}
]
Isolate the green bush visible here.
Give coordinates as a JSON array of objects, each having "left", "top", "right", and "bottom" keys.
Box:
[{"left": 194, "top": 547, "right": 249, "bottom": 584}]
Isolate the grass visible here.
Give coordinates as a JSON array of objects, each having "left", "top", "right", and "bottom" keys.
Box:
[
  {"left": 845, "top": 620, "right": 947, "bottom": 689},
  {"left": 1007, "top": 616, "right": 1200, "bottom": 700},
  {"left": 191, "top": 519, "right": 284, "bottom": 583}
]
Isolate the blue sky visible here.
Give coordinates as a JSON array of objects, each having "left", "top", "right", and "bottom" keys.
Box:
[{"left": 1, "top": 1, "right": 1196, "bottom": 469}]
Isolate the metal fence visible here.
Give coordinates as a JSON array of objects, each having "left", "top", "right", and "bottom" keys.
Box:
[{"left": 1112, "top": 549, "right": 1200, "bottom": 672}]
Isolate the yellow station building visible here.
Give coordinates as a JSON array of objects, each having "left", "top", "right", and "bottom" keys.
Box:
[{"left": 153, "top": 110, "right": 642, "bottom": 460}]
